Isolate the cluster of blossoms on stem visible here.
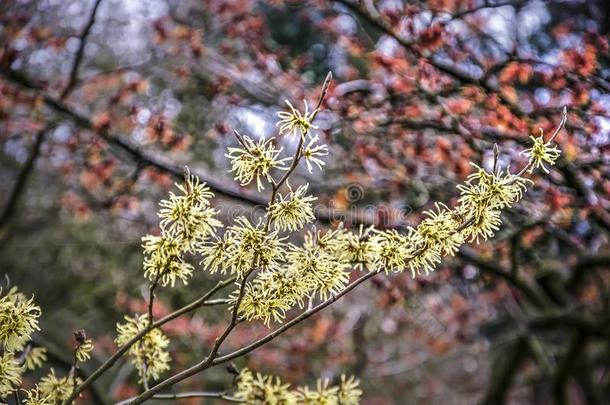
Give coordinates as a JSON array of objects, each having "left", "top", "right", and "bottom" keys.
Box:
[
  {"left": 234, "top": 368, "right": 362, "bottom": 405},
  {"left": 226, "top": 134, "right": 290, "bottom": 191},
  {"left": 0, "top": 286, "right": 92, "bottom": 404},
  {"left": 115, "top": 314, "right": 171, "bottom": 383},
  {"left": 36, "top": 369, "right": 81, "bottom": 404},
  {"left": 74, "top": 339, "right": 94, "bottom": 363},
  {"left": 141, "top": 169, "right": 222, "bottom": 287},
  {"left": 522, "top": 128, "right": 562, "bottom": 173},
  {"left": 0, "top": 287, "right": 41, "bottom": 353}
]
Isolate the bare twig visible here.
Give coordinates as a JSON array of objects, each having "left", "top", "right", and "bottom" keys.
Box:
[
  {"left": 458, "top": 247, "right": 548, "bottom": 309},
  {"left": 60, "top": 0, "right": 104, "bottom": 99},
  {"left": 0, "top": 127, "right": 49, "bottom": 231},
  {"left": 549, "top": 106, "right": 569, "bottom": 143},
  {"left": 114, "top": 390, "right": 240, "bottom": 405}
]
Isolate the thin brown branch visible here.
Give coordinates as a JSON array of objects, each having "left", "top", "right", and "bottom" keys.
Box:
[
  {"left": 114, "top": 390, "right": 240, "bottom": 405},
  {"left": 146, "top": 267, "right": 169, "bottom": 327},
  {"left": 458, "top": 247, "right": 548, "bottom": 309},
  {"left": 481, "top": 336, "right": 530, "bottom": 405},
  {"left": 0, "top": 127, "right": 49, "bottom": 231},
  {"left": 60, "top": 0, "right": 104, "bottom": 99},
  {"left": 553, "top": 330, "right": 588, "bottom": 405}
]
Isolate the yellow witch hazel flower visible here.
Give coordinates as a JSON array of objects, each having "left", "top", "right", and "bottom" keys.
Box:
[
  {"left": 226, "top": 133, "right": 290, "bottom": 191},
  {"left": 197, "top": 233, "right": 234, "bottom": 275},
  {"left": 338, "top": 375, "right": 363, "bottom": 405},
  {"left": 234, "top": 228, "right": 354, "bottom": 325},
  {"left": 303, "top": 135, "right": 329, "bottom": 173},
  {"left": 276, "top": 99, "right": 319, "bottom": 139},
  {"left": 22, "top": 346, "right": 48, "bottom": 371},
  {"left": 232, "top": 279, "right": 292, "bottom": 326},
  {"left": 227, "top": 217, "right": 286, "bottom": 275},
  {"left": 157, "top": 171, "right": 220, "bottom": 244},
  {"left": 38, "top": 369, "right": 75, "bottom": 404},
  {"left": 115, "top": 314, "right": 171, "bottom": 383},
  {"left": 287, "top": 241, "right": 350, "bottom": 301},
  {"left": 457, "top": 164, "right": 531, "bottom": 243},
  {"left": 406, "top": 228, "right": 443, "bottom": 277},
  {"left": 522, "top": 128, "right": 562, "bottom": 173},
  {"left": 142, "top": 234, "right": 194, "bottom": 287},
  {"left": 0, "top": 286, "right": 41, "bottom": 352},
  {"left": 234, "top": 368, "right": 296, "bottom": 404},
  {"left": 415, "top": 203, "right": 464, "bottom": 257},
  {"left": 0, "top": 352, "right": 22, "bottom": 398},
  {"left": 295, "top": 378, "right": 339, "bottom": 404},
  {"left": 370, "top": 229, "right": 412, "bottom": 273},
  {"left": 334, "top": 225, "right": 381, "bottom": 269},
  {"left": 267, "top": 184, "right": 317, "bottom": 232},
  {"left": 142, "top": 169, "right": 221, "bottom": 287},
  {"left": 74, "top": 330, "right": 94, "bottom": 362}
]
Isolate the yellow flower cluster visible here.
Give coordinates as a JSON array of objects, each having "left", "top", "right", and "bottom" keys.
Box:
[
  {"left": 37, "top": 369, "right": 77, "bottom": 404},
  {"left": 267, "top": 184, "right": 317, "bottom": 232},
  {"left": 366, "top": 163, "right": 534, "bottom": 277},
  {"left": 333, "top": 225, "right": 378, "bottom": 269},
  {"left": 276, "top": 100, "right": 319, "bottom": 139},
  {"left": 126, "top": 91, "right": 562, "bottom": 402},
  {"left": 75, "top": 338, "right": 94, "bottom": 363},
  {"left": 522, "top": 129, "right": 561, "bottom": 173},
  {"left": 457, "top": 165, "right": 530, "bottom": 242},
  {"left": 0, "top": 287, "right": 41, "bottom": 352},
  {"left": 144, "top": 99, "right": 562, "bottom": 342},
  {"left": 0, "top": 287, "right": 47, "bottom": 400},
  {"left": 115, "top": 314, "right": 171, "bottom": 383},
  {"left": 221, "top": 129, "right": 557, "bottom": 319},
  {"left": 0, "top": 352, "right": 22, "bottom": 398},
  {"left": 142, "top": 171, "right": 221, "bottom": 287},
  {"left": 200, "top": 217, "right": 285, "bottom": 278},
  {"left": 22, "top": 346, "right": 48, "bottom": 371},
  {"left": 226, "top": 134, "right": 290, "bottom": 191},
  {"left": 225, "top": 98, "right": 328, "bottom": 197},
  {"left": 0, "top": 286, "right": 80, "bottom": 404},
  {"left": 232, "top": 229, "right": 351, "bottom": 325},
  {"left": 234, "top": 368, "right": 362, "bottom": 405}
]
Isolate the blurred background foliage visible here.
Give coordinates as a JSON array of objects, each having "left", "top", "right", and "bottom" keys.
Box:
[{"left": 1, "top": 0, "right": 609, "bottom": 404}]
